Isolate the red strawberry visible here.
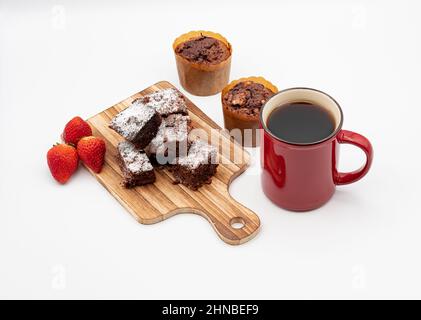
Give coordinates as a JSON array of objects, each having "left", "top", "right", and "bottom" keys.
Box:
[
  {"left": 47, "top": 143, "right": 79, "bottom": 184},
  {"left": 63, "top": 116, "right": 92, "bottom": 146},
  {"left": 77, "top": 136, "right": 106, "bottom": 173}
]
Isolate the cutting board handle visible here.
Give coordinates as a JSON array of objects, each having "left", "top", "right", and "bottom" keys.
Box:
[{"left": 187, "top": 190, "right": 260, "bottom": 245}]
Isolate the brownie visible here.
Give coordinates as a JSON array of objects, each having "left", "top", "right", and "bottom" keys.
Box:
[
  {"left": 145, "top": 113, "right": 191, "bottom": 165},
  {"left": 132, "top": 88, "right": 188, "bottom": 117},
  {"left": 170, "top": 140, "right": 218, "bottom": 190},
  {"left": 223, "top": 81, "right": 275, "bottom": 117},
  {"left": 117, "top": 141, "right": 156, "bottom": 188},
  {"left": 175, "top": 35, "right": 231, "bottom": 65},
  {"left": 109, "top": 103, "right": 162, "bottom": 149}
]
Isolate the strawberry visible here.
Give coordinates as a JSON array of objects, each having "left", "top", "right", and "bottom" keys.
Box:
[
  {"left": 47, "top": 143, "right": 79, "bottom": 184},
  {"left": 77, "top": 136, "right": 106, "bottom": 173},
  {"left": 63, "top": 116, "right": 92, "bottom": 146}
]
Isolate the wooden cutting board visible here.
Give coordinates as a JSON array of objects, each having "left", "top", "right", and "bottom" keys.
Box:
[{"left": 86, "top": 81, "right": 261, "bottom": 245}]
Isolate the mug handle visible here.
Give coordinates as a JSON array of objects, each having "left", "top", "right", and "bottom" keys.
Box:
[{"left": 334, "top": 130, "right": 373, "bottom": 185}]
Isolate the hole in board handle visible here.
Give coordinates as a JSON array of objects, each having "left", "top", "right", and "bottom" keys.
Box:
[{"left": 230, "top": 217, "right": 245, "bottom": 229}]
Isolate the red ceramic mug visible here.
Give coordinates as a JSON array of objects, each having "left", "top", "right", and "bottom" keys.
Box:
[{"left": 260, "top": 87, "right": 373, "bottom": 211}]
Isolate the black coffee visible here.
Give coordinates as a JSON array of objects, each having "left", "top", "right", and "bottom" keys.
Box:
[{"left": 267, "top": 102, "right": 335, "bottom": 144}]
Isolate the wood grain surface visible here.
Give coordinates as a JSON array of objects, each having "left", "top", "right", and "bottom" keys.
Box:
[{"left": 86, "top": 81, "right": 261, "bottom": 245}]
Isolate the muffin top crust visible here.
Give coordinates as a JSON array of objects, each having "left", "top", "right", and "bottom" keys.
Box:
[
  {"left": 223, "top": 81, "right": 275, "bottom": 117},
  {"left": 175, "top": 35, "right": 230, "bottom": 64}
]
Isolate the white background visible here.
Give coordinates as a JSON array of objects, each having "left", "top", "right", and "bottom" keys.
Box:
[{"left": 1, "top": 0, "right": 420, "bottom": 299}]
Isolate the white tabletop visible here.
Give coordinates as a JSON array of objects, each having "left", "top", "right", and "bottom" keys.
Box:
[{"left": 1, "top": 0, "right": 420, "bottom": 299}]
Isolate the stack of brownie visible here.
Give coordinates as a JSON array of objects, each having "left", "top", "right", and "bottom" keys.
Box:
[{"left": 109, "top": 88, "right": 218, "bottom": 190}]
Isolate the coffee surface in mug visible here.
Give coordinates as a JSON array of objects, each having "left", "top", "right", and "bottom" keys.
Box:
[{"left": 267, "top": 102, "right": 335, "bottom": 144}]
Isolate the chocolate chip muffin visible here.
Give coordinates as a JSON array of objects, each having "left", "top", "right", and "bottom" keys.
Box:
[
  {"left": 222, "top": 77, "right": 278, "bottom": 147},
  {"left": 173, "top": 31, "right": 232, "bottom": 96}
]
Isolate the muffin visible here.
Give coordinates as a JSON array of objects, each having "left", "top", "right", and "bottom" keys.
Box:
[
  {"left": 173, "top": 31, "right": 232, "bottom": 96},
  {"left": 222, "top": 77, "right": 278, "bottom": 147}
]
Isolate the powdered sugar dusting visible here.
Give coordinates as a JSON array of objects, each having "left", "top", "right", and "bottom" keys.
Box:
[
  {"left": 110, "top": 103, "right": 155, "bottom": 141},
  {"left": 146, "top": 114, "right": 191, "bottom": 154},
  {"left": 178, "top": 139, "right": 218, "bottom": 169},
  {"left": 118, "top": 141, "right": 153, "bottom": 173},
  {"left": 133, "top": 88, "right": 188, "bottom": 116}
]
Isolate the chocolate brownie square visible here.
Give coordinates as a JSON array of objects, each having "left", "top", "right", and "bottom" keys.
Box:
[
  {"left": 117, "top": 141, "right": 156, "bottom": 188},
  {"left": 109, "top": 103, "right": 161, "bottom": 149},
  {"left": 170, "top": 139, "right": 218, "bottom": 190},
  {"left": 132, "top": 88, "right": 188, "bottom": 117},
  {"left": 145, "top": 113, "right": 191, "bottom": 165}
]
